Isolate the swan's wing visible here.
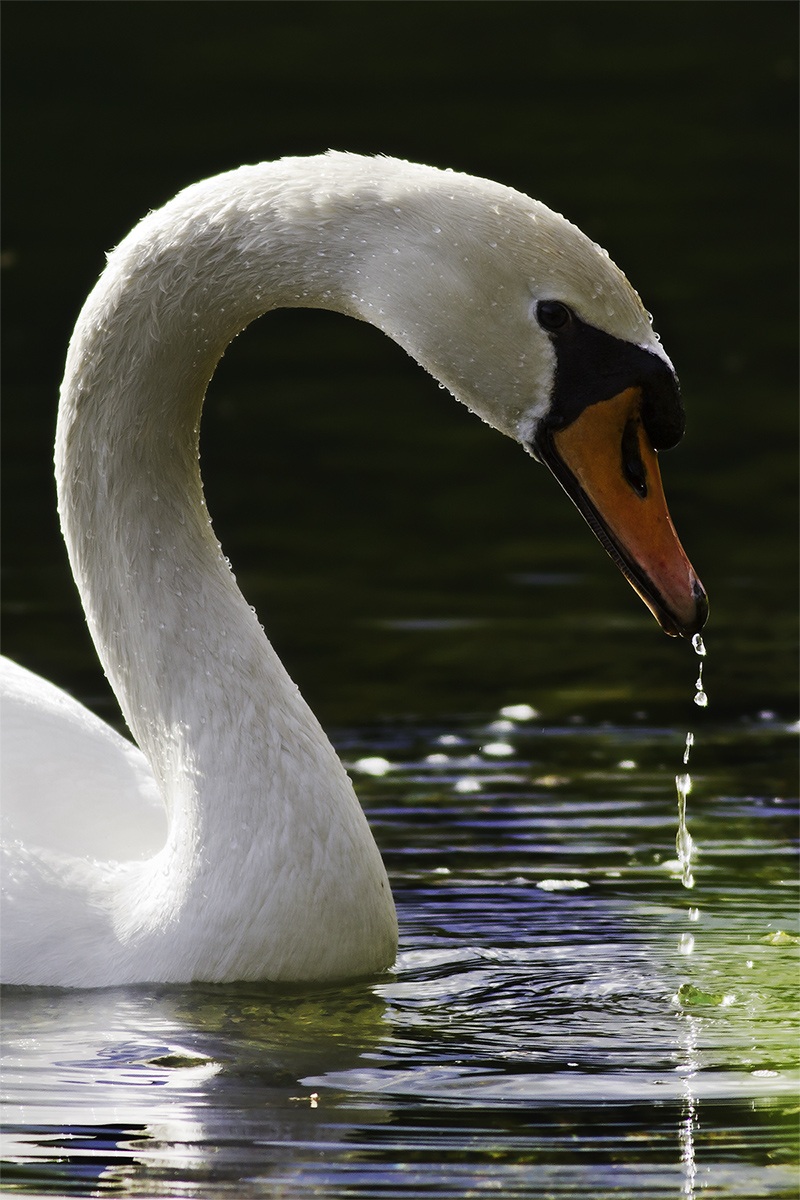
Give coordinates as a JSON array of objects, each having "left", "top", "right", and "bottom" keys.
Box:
[
  {"left": 0, "top": 657, "right": 167, "bottom": 860},
  {"left": 0, "top": 837, "right": 120, "bottom": 985}
]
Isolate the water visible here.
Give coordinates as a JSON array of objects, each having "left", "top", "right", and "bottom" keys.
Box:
[{"left": 3, "top": 710, "right": 798, "bottom": 1197}]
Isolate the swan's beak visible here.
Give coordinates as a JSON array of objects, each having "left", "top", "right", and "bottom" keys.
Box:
[{"left": 534, "top": 387, "right": 708, "bottom": 638}]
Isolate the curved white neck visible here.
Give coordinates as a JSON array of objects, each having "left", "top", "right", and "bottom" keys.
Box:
[
  {"left": 55, "top": 157, "right": 440, "bottom": 976},
  {"left": 29, "top": 153, "right": 672, "bottom": 983},
  {"left": 55, "top": 154, "right": 535, "bottom": 804}
]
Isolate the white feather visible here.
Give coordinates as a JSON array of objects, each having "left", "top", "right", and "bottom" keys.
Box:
[{"left": 1, "top": 153, "right": 660, "bottom": 987}]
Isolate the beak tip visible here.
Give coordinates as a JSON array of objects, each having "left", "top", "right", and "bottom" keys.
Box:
[
  {"left": 675, "top": 581, "right": 709, "bottom": 640},
  {"left": 653, "top": 579, "right": 708, "bottom": 639}
]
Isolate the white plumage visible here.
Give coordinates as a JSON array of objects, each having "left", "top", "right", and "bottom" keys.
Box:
[{"left": 1, "top": 153, "right": 701, "bottom": 987}]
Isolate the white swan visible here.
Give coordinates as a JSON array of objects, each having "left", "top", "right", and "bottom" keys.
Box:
[{"left": 0, "top": 153, "right": 706, "bottom": 987}]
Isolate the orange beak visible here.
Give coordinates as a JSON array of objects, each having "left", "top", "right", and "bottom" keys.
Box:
[{"left": 535, "top": 387, "right": 708, "bottom": 637}]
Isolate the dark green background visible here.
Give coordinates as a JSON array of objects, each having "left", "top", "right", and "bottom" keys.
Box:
[{"left": 2, "top": 1, "right": 797, "bottom": 726}]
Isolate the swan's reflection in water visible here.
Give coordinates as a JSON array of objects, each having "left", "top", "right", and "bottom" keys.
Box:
[{"left": 2, "top": 981, "right": 393, "bottom": 1192}]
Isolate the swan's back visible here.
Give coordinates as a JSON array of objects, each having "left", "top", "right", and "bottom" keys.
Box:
[{"left": 1, "top": 658, "right": 166, "bottom": 862}]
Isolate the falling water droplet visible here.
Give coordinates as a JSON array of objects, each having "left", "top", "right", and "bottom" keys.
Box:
[
  {"left": 683, "top": 731, "right": 694, "bottom": 765},
  {"left": 675, "top": 638, "right": 709, "bottom": 891},
  {"left": 693, "top": 660, "right": 708, "bottom": 708},
  {"left": 692, "top": 635, "right": 708, "bottom": 707},
  {"left": 675, "top": 771, "right": 695, "bottom": 889}
]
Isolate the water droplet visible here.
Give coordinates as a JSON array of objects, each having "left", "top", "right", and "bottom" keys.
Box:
[
  {"left": 692, "top": 654, "right": 709, "bottom": 708},
  {"left": 692, "top": 633, "right": 706, "bottom": 657},
  {"left": 675, "top": 771, "right": 695, "bottom": 889},
  {"left": 676, "top": 772, "right": 692, "bottom": 796},
  {"left": 683, "top": 731, "right": 694, "bottom": 765}
]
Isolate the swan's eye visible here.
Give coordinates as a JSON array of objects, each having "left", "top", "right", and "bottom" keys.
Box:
[{"left": 536, "top": 300, "right": 573, "bottom": 332}]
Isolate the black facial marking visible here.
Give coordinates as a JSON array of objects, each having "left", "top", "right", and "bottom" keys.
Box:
[{"left": 536, "top": 309, "right": 685, "bottom": 450}]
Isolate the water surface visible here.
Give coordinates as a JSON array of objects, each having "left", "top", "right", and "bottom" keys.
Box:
[{"left": 3, "top": 708, "right": 798, "bottom": 1197}]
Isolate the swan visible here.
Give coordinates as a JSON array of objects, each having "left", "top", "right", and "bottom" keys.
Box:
[{"left": 0, "top": 152, "right": 707, "bottom": 987}]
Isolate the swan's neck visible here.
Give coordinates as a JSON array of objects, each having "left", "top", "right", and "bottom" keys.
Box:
[
  {"left": 57, "top": 219, "right": 298, "bottom": 836},
  {"left": 54, "top": 159, "right": 423, "bottom": 977}
]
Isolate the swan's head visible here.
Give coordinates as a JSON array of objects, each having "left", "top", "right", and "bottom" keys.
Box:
[
  {"left": 521, "top": 297, "right": 708, "bottom": 640},
  {"left": 341, "top": 157, "right": 707, "bottom": 638},
  {"left": 168, "top": 152, "right": 705, "bottom": 638}
]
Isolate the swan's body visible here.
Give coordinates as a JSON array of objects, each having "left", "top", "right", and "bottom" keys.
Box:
[{"left": 1, "top": 153, "right": 706, "bottom": 987}]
